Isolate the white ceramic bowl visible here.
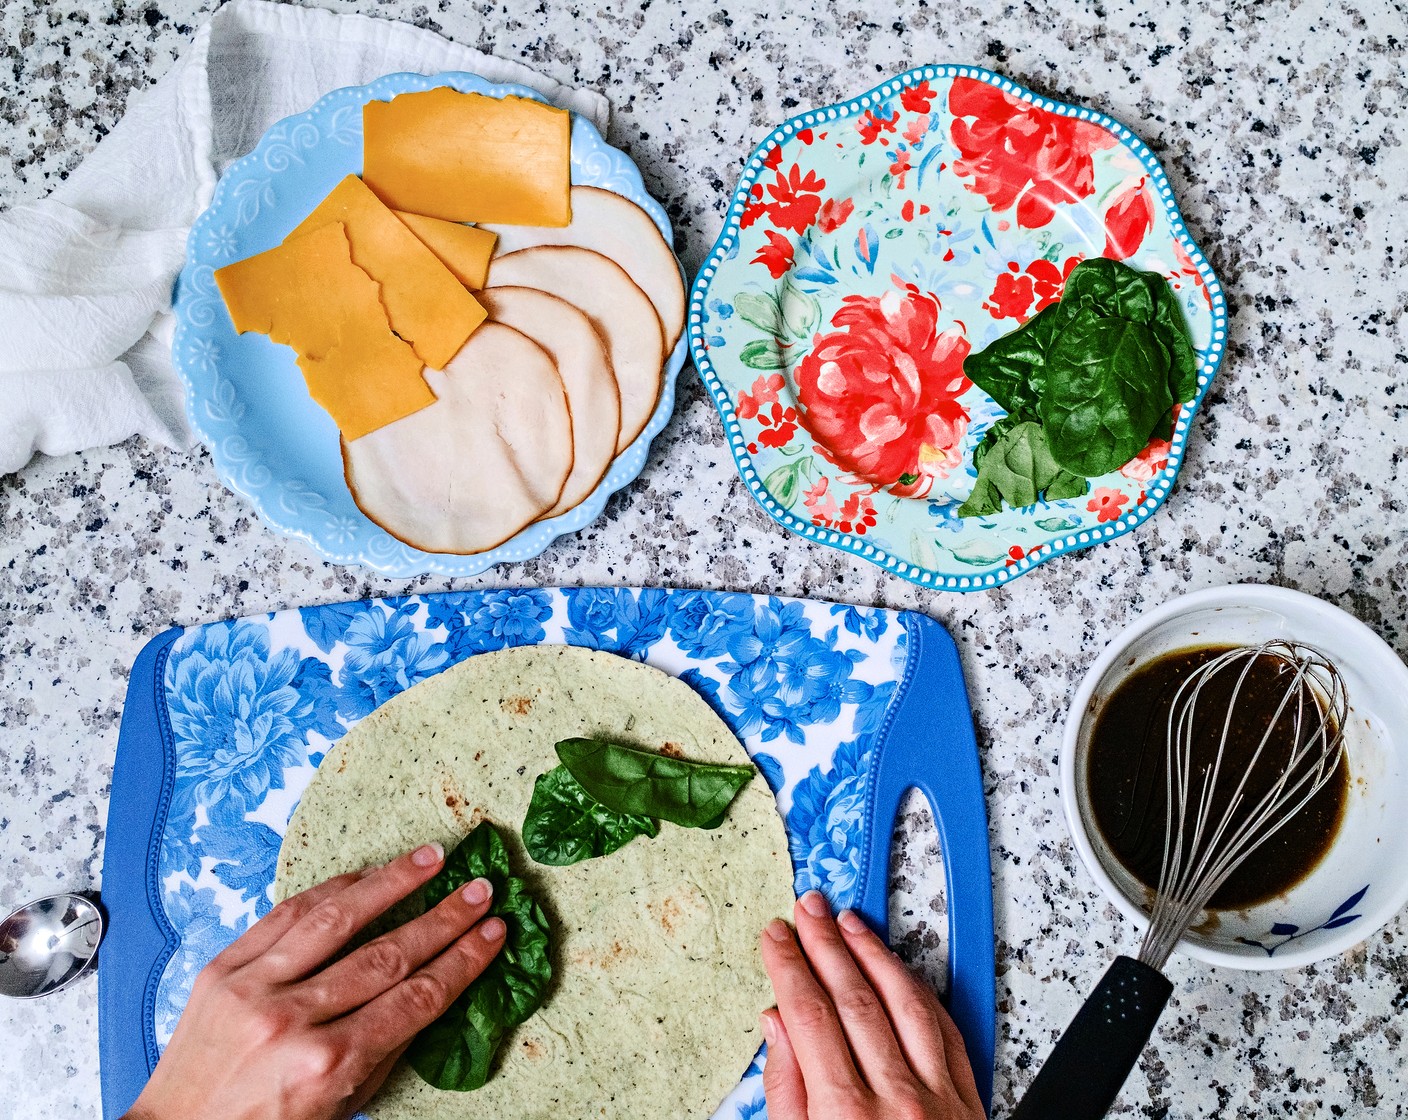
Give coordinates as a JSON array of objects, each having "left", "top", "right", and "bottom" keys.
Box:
[{"left": 1060, "top": 583, "right": 1408, "bottom": 969}]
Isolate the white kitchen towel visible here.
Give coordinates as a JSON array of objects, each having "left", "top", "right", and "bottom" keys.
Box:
[{"left": 0, "top": 0, "right": 608, "bottom": 477}]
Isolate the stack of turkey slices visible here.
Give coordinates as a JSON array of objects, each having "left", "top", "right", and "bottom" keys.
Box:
[{"left": 348, "top": 185, "right": 685, "bottom": 555}]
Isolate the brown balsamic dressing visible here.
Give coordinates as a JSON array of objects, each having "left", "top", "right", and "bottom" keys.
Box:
[{"left": 1085, "top": 644, "right": 1348, "bottom": 911}]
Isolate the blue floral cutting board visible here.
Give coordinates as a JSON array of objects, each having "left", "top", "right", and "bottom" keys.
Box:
[{"left": 100, "top": 589, "right": 995, "bottom": 1117}]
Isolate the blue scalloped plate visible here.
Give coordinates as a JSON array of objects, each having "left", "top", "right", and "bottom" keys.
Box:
[
  {"left": 172, "top": 72, "right": 686, "bottom": 577},
  {"left": 690, "top": 64, "right": 1227, "bottom": 591}
]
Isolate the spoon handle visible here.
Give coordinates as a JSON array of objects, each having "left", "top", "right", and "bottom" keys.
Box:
[{"left": 1010, "top": 955, "right": 1172, "bottom": 1120}]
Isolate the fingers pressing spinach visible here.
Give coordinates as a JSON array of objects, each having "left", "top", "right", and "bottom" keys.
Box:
[
  {"left": 522, "top": 765, "right": 659, "bottom": 867},
  {"left": 555, "top": 738, "right": 755, "bottom": 830},
  {"left": 408, "top": 822, "right": 552, "bottom": 1092},
  {"left": 959, "top": 257, "right": 1198, "bottom": 515}
]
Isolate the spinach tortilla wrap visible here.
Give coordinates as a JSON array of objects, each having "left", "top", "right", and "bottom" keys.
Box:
[{"left": 275, "top": 645, "right": 796, "bottom": 1119}]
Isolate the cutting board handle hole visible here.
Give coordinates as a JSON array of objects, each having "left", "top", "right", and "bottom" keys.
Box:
[{"left": 887, "top": 787, "right": 949, "bottom": 998}]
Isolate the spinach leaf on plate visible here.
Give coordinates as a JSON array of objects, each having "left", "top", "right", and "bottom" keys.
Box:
[
  {"left": 957, "top": 421, "right": 1086, "bottom": 517},
  {"left": 1040, "top": 309, "right": 1174, "bottom": 477},
  {"left": 407, "top": 822, "right": 552, "bottom": 1092},
  {"left": 555, "top": 738, "right": 754, "bottom": 830},
  {"left": 522, "top": 765, "right": 659, "bottom": 866},
  {"left": 1059, "top": 256, "right": 1163, "bottom": 323},
  {"left": 962, "top": 301, "right": 1064, "bottom": 416},
  {"left": 1153, "top": 283, "right": 1199, "bottom": 402}
]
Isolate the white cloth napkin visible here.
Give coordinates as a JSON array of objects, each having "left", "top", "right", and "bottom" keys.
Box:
[{"left": 0, "top": 0, "right": 608, "bottom": 477}]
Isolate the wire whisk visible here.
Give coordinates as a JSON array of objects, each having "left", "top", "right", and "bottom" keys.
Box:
[
  {"left": 1013, "top": 639, "right": 1349, "bottom": 1120},
  {"left": 1139, "top": 639, "right": 1349, "bottom": 969}
]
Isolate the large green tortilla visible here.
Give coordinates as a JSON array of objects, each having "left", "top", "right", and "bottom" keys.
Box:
[{"left": 275, "top": 645, "right": 795, "bottom": 1119}]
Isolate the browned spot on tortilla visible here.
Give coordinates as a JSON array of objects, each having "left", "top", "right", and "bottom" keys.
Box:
[
  {"left": 502, "top": 695, "right": 533, "bottom": 716},
  {"left": 658, "top": 741, "right": 685, "bottom": 758},
  {"left": 568, "top": 939, "right": 639, "bottom": 970},
  {"left": 648, "top": 896, "right": 684, "bottom": 935},
  {"left": 519, "top": 1036, "right": 547, "bottom": 1061},
  {"left": 336, "top": 755, "right": 348, "bottom": 774},
  {"left": 438, "top": 767, "right": 481, "bottom": 832}
]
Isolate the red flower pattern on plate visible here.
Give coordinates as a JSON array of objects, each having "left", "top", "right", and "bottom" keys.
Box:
[
  {"left": 1120, "top": 436, "right": 1172, "bottom": 482},
  {"left": 794, "top": 287, "right": 972, "bottom": 493},
  {"left": 948, "top": 76, "right": 1117, "bottom": 229},
  {"left": 1087, "top": 486, "right": 1130, "bottom": 523},
  {"left": 736, "top": 373, "right": 784, "bottom": 419},
  {"left": 740, "top": 182, "right": 768, "bottom": 229},
  {"left": 752, "top": 230, "right": 795, "bottom": 279},
  {"left": 816, "top": 197, "right": 855, "bottom": 232},
  {"left": 858, "top": 107, "right": 900, "bottom": 145},
  {"left": 984, "top": 255, "right": 1083, "bottom": 322},
  {"left": 804, "top": 478, "right": 877, "bottom": 534},
  {"left": 1102, "top": 177, "right": 1155, "bottom": 259},
  {"left": 765, "top": 164, "right": 827, "bottom": 233},
  {"left": 900, "top": 81, "right": 936, "bottom": 114}
]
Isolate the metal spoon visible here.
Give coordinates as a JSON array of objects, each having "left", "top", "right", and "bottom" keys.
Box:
[{"left": 0, "top": 893, "right": 106, "bottom": 999}]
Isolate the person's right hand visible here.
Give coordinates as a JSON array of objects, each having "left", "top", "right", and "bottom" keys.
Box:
[
  {"left": 759, "top": 891, "right": 984, "bottom": 1120},
  {"left": 123, "top": 842, "right": 506, "bottom": 1120}
]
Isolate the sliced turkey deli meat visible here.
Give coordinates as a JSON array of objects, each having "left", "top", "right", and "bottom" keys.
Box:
[
  {"left": 478, "top": 287, "right": 621, "bottom": 518},
  {"left": 488, "top": 246, "right": 664, "bottom": 454},
  {"left": 482, "top": 185, "right": 687, "bottom": 348},
  {"left": 343, "top": 322, "right": 572, "bottom": 553}
]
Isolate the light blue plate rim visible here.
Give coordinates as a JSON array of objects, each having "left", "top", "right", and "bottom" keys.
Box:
[
  {"left": 173, "top": 71, "right": 686, "bottom": 577},
  {"left": 688, "top": 63, "right": 1229, "bottom": 592}
]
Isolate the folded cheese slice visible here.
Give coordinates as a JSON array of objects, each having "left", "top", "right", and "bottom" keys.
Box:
[
  {"left": 214, "top": 222, "right": 434, "bottom": 440},
  {"left": 394, "top": 211, "right": 497, "bottom": 289},
  {"left": 288, "top": 175, "right": 485, "bottom": 368},
  {"left": 362, "top": 88, "right": 572, "bottom": 227}
]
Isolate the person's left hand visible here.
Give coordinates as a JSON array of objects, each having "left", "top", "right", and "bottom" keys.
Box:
[
  {"left": 758, "top": 891, "right": 984, "bottom": 1120},
  {"left": 122, "top": 842, "right": 505, "bottom": 1120}
]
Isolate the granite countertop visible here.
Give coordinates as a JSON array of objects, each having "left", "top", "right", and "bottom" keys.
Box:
[{"left": 2, "top": 0, "right": 1406, "bottom": 1116}]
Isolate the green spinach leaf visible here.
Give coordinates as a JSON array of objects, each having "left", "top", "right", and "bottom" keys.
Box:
[
  {"left": 957, "top": 421, "right": 1086, "bottom": 517},
  {"left": 555, "top": 738, "right": 754, "bottom": 829},
  {"left": 1040, "top": 309, "right": 1173, "bottom": 477},
  {"left": 1060, "top": 257, "right": 1162, "bottom": 323},
  {"left": 1153, "top": 284, "right": 1199, "bottom": 402},
  {"left": 407, "top": 822, "right": 552, "bottom": 1092},
  {"left": 522, "top": 765, "right": 659, "bottom": 866},
  {"left": 962, "top": 301, "right": 1064, "bottom": 416}
]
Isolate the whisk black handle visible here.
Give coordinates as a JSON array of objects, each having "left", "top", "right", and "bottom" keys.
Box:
[{"left": 1010, "top": 955, "right": 1172, "bottom": 1120}]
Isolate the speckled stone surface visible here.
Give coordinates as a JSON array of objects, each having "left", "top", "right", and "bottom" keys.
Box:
[{"left": 2, "top": 1, "right": 1407, "bottom": 1116}]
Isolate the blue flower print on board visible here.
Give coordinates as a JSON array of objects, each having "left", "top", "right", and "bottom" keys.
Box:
[
  {"left": 155, "top": 883, "right": 247, "bottom": 1041},
  {"left": 735, "top": 1093, "right": 767, "bottom": 1120},
  {"left": 425, "top": 589, "right": 553, "bottom": 658},
  {"left": 829, "top": 603, "right": 889, "bottom": 641},
  {"left": 668, "top": 591, "right": 757, "bottom": 659},
  {"left": 787, "top": 733, "right": 872, "bottom": 907},
  {"left": 716, "top": 600, "right": 872, "bottom": 745},
  {"left": 336, "top": 603, "right": 451, "bottom": 720},
  {"left": 165, "top": 620, "right": 320, "bottom": 825},
  {"left": 563, "top": 587, "right": 669, "bottom": 659}
]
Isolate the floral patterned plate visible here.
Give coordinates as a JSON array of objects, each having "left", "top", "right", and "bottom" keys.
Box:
[
  {"left": 99, "top": 589, "right": 995, "bottom": 1117},
  {"left": 690, "top": 65, "right": 1227, "bottom": 590},
  {"left": 172, "top": 72, "right": 687, "bottom": 577}
]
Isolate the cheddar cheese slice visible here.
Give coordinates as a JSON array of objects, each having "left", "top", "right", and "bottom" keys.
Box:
[
  {"left": 288, "top": 175, "right": 485, "bottom": 368},
  {"left": 214, "top": 222, "right": 434, "bottom": 440},
  {"left": 393, "top": 211, "right": 497, "bottom": 289},
  {"left": 362, "top": 88, "right": 572, "bottom": 227}
]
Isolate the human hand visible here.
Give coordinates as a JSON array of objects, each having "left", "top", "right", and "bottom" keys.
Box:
[
  {"left": 759, "top": 891, "right": 984, "bottom": 1120},
  {"left": 123, "top": 843, "right": 506, "bottom": 1120}
]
